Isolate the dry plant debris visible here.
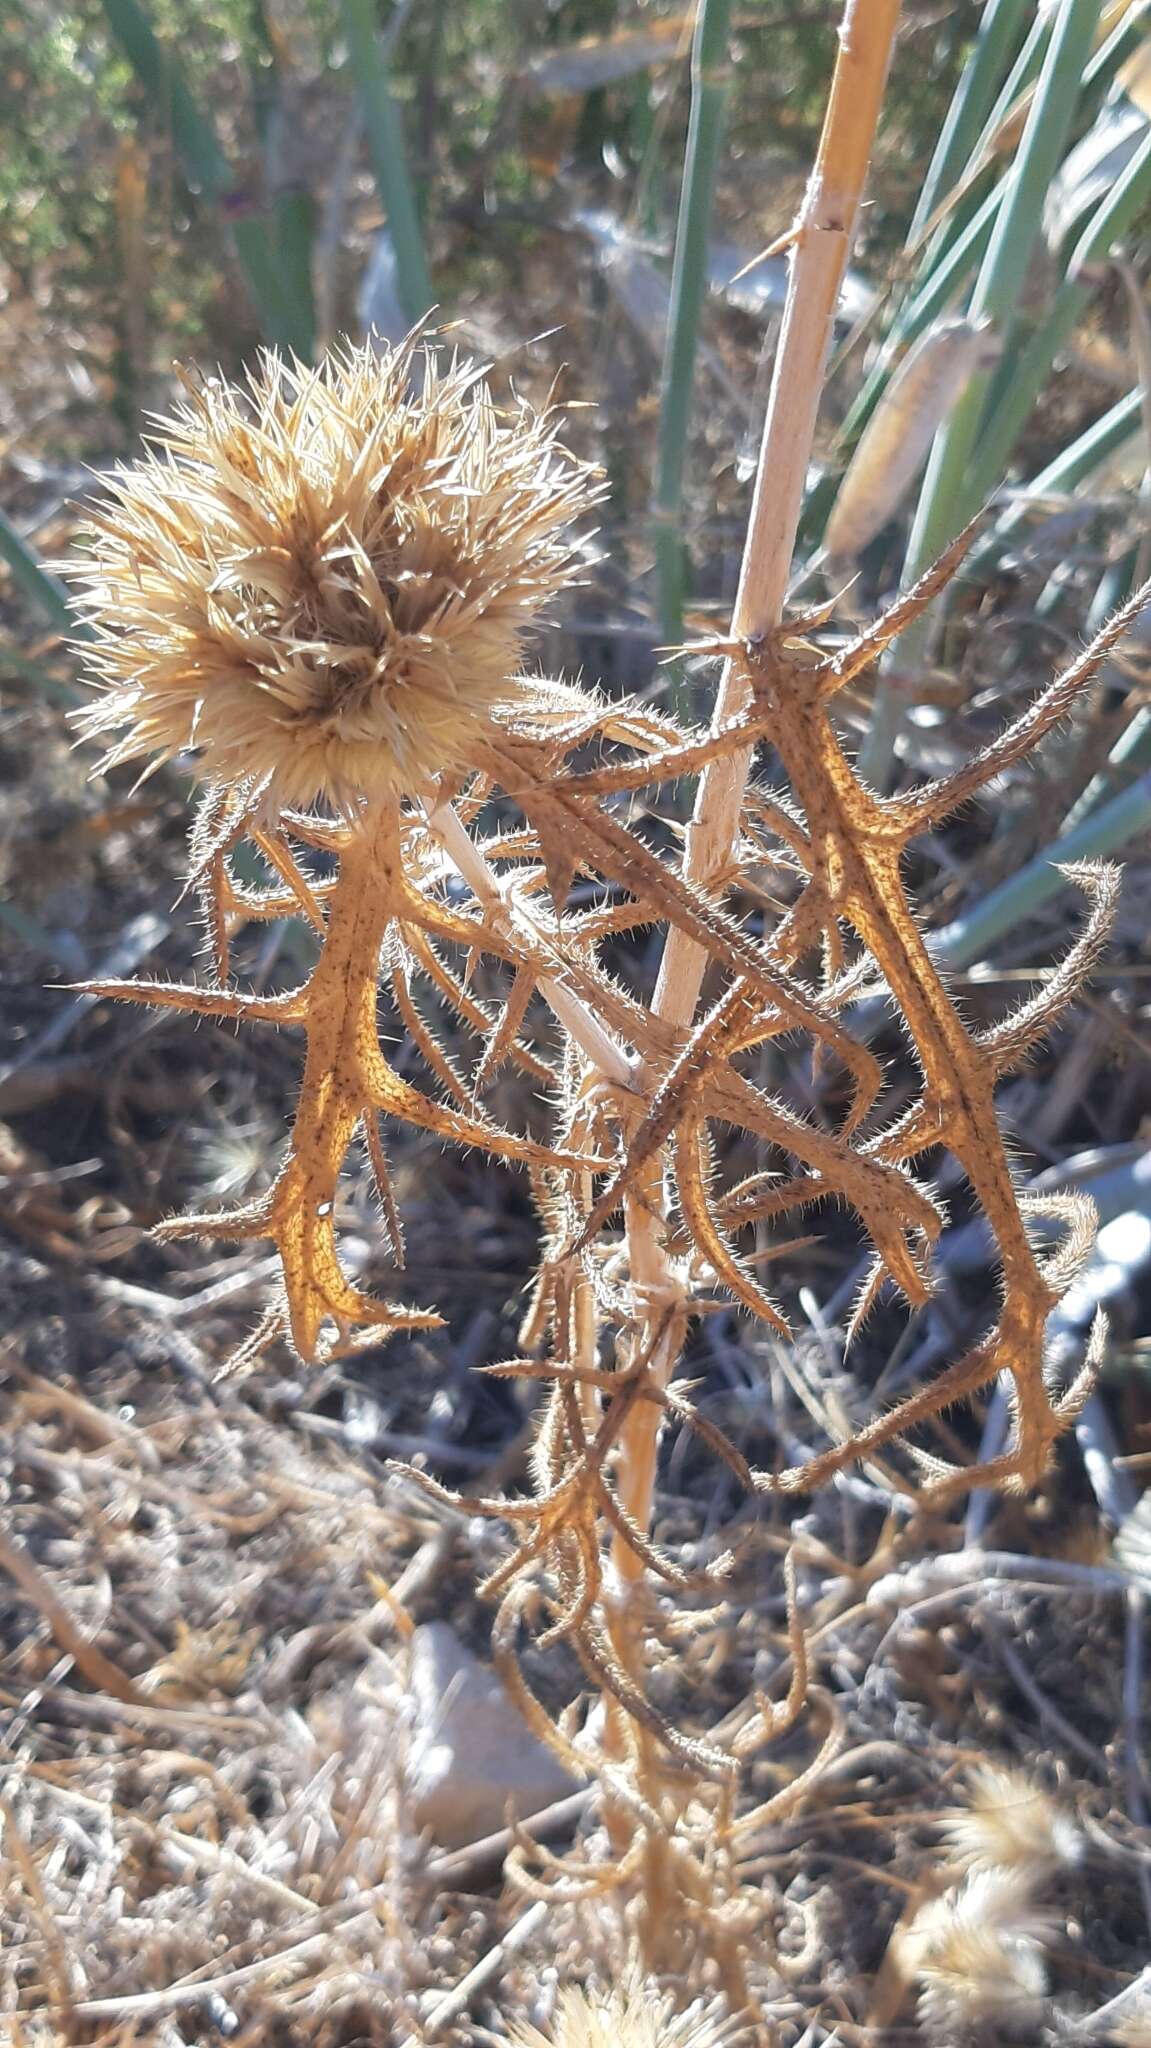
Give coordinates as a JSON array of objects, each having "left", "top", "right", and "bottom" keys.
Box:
[
  {"left": 2, "top": 1337, "right": 1146, "bottom": 2043},
  {"left": 895, "top": 1765, "right": 1083, "bottom": 2035},
  {"left": 940, "top": 1761, "right": 1083, "bottom": 1879}
]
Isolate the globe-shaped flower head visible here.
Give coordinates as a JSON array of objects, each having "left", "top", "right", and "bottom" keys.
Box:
[{"left": 73, "top": 338, "right": 600, "bottom": 813}]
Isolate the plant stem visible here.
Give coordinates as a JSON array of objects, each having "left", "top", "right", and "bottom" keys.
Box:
[
  {"left": 932, "top": 766, "right": 1151, "bottom": 969},
  {"left": 611, "top": 0, "right": 903, "bottom": 1613},
  {"left": 653, "top": 0, "right": 734, "bottom": 666},
  {"left": 861, "top": 0, "right": 1104, "bottom": 789},
  {"left": 423, "top": 799, "right": 635, "bottom": 1088},
  {"left": 341, "top": 0, "right": 433, "bottom": 326}
]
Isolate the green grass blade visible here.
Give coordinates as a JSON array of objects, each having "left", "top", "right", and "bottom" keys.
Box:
[
  {"left": 861, "top": 0, "right": 1103, "bottom": 786},
  {"left": 340, "top": 0, "right": 433, "bottom": 327},
  {"left": 1060, "top": 593, "right": 1151, "bottom": 827},
  {"left": 933, "top": 766, "right": 1151, "bottom": 967},
  {"left": 1082, "top": 0, "right": 1151, "bottom": 109},
  {"left": 1064, "top": 703, "right": 1151, "bottom": 829},
  {"left": 0, "top": 510, "right": 81, "bottom": 638},
  {"left": 102, "top": 0, "right": 231, "bottom": 199},
  {"left": 867, "top": 391, "right": 1142, "bottom": 778},
  {"left": 102, "top": 0, "right": 310, "bottom": 355},
  {"left": 272, "top": 188, "right": 318, "bottom": 361},
  {"left": 1086, "top": 547, "right": 1136, "bottom": 632},
  {"left": 229, "top": 212, "right": 314, "bottom": 359},
  {"left": 0, "top": 645, "right": 82, "bottom": 704},
  {"left": 963, "top": 126, "right": 1151, "bottom": 509},
  {"left": 911, "top": 0, "right": 1030, "bottom": 235},
  {"left": 914, "top": 0, "right": 1102, "bottom": 549},
  {"left": 968, "top": 4, "right": 1058, "bottom": 171},
  {"left": 983, "top": 384, "right": 1143, "bottom": 559},
  {"left": 653, "top": 0, "right": 733, "bottom": 657},
  {"left": 838, "top": 0, "right": 1107, "bottom": 462},
  {"left": 862, "top": 387, "right": 1140, "bottom": 788},
  {"left": 838, "top": 180, "right": 1003, "bottom": 452}
]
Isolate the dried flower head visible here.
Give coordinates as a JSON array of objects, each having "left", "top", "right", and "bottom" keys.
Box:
[
  {"left": 942, "top": 1764, "right": 1082, "bottom": 1878},
  {"left": 900, "top": 1869, "right": 1056, "bottom": 2034},
  {"left": 71, "top": 337, "right": 600, "bottom": 812},
  {"left": 506, "top": 1974, "right": 736, "bottom": 2048},
  {"left": 1116, "top": 2015, "right": 1151, "bottom": 2046}
]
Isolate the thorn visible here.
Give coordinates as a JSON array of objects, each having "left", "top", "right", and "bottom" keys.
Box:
[
  {"left": 824, "top": 511, "right": 987, "bottom": 692},
  {"left": 727, "top": 224, "right": 801, "bottom": 282}
]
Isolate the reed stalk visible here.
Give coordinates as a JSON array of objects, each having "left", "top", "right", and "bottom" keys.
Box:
[
  {"left": 861, "top": 0, "right": 1104, "bottom": 788},
  {"left": 340, "top": 0, "right": 433, "bottom": 326},
  {"left": 653, "top": 0, "right": 734, "bottom": 660},
  {"left": 610, "top": 0, "right": 903, "bottom": 1622}
]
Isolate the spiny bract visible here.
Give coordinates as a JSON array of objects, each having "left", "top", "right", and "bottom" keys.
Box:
[
  {"left": 71, "top": 336, "right": 600, "bottom": 813},
  {"left": 505, "top": 1974, "right": 737, "bottom": 2048}
]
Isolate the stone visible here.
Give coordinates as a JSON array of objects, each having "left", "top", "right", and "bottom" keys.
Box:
[{"left": 406, "top": 1620, "right": 577, "bottom": 1849}]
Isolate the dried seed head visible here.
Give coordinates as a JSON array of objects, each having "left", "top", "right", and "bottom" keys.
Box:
[
  {"left": 1115, "top": 2018, "right": 1151, "bottom": 2046},
  {"left": 71, "top": 337, "right": 600, "bottom": 813},
  {"left": 506, "top": 1976, "right": 735, "bottom": 2048},
  {"left": 900, "top": 1869, "right": 1056, "bottom": 2034},
  {"left": 942, "top": 1764, "right": 1082, "bottom": 1878}
]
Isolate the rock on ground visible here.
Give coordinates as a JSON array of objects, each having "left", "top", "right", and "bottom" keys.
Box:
[{"left": 407, "top": 1620, "right": 578, "bottom": 1849}]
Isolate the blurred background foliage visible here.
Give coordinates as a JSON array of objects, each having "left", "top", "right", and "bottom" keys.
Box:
[{"left": 0, "top": 0, "right": 980, "bottom": 432}]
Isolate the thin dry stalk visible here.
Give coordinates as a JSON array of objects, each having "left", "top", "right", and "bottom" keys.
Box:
[
  {"left": 0, "top": 1526, "right": 144, "bottom": 1706},
  {"left": 611, "top": 0, "right": 903, "bottom": 1619}
]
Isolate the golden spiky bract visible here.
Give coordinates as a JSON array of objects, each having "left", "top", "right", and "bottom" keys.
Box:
[{"left": 72, "top": 337, "right": 601, "bottom": 812}]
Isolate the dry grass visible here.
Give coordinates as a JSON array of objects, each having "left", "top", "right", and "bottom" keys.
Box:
[{"left": 2, "top": 1239, "right": 1150, "bottom": 2041}]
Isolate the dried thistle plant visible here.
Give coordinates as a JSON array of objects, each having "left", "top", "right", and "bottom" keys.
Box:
[
  {"left": 71, "top": 338, "right": 614, "bottom": 1363},
  {"left": 894, "top": 1765, "right": 1084, "bottom": 2036},
  {"left": 76, "top": 340, "right": 595, "bottom": 811},
  {"left": 505, "top": 1970, "right": 737, "bottom": 2048},
  {"left": 65, "top": 0, "right": 1149, "bottom": 2006}
]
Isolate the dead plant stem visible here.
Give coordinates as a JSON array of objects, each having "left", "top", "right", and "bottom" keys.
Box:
[
  {"left": 612, "top": 0, "right": 903, "bottom": 1612},
  {"left": 424, "top": 795, "right": 635, "bottom": 1087}
]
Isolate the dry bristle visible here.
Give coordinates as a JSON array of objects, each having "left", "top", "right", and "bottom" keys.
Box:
[
  {"left": 505, "top": 1974, "right": 735, "bottom": 2048},
  {"left": 942, "top": 1763, "right": 1082, "bottom": 1878},
  {"left": 900, "top": 1869, "right": 1056, "bottom": 2032},
  {"left": 70, "top": 336, "right": 601, "bottom": 813}
]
